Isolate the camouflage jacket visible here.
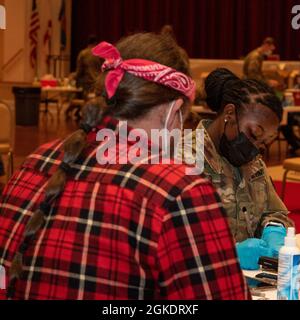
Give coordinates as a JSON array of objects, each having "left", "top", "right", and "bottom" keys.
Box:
[
  {"left": 179, "top": 120, "right": 293, "bottom": 242},
  {"left": 243, "top": 47, "right": 265, "bottom": 82}
]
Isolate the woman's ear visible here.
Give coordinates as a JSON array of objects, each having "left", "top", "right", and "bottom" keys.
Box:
[
  {"left": 223, "top": 103, "right": 236, "bottom": 123},
  {"left": 166, "top": 98, "right": 184, "bottom": 130},
  {"left": 221, "top": 103, "right": 239, "bottom": 140},
  {"left": 172, "top": 98, "right": 184, "bottom": 114}
]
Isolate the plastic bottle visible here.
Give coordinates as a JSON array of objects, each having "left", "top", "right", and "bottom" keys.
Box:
[
  {"left": 277, "top": 227, "right": 300, "bottom": 300},
  {"left": 283, "top": 92, "right": 295, "bottom": 107}
]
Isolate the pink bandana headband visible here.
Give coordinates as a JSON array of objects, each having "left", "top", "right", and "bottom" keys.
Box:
[{"left": 92, "top": 41, "right": 196, "bottom": 102}]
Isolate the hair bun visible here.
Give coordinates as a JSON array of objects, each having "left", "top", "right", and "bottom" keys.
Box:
[{"left": 205, "top": 68, "right": 238, "bottom": 112}]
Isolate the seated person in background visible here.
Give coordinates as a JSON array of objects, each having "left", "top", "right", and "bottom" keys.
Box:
[
  {"left": 294, "top": 74, "right": 300, "bottom": 89},
  {"left": 280, "top": 116, "right": 300, "bottom": 156},
  {"left": 75, "top": 34, "right": 103, "bottom": 97},
  {"left": 179, "top": 68, "right": 294, "bottom": 270},
  {"left": 0, "top": 33, "right": 250, "bottom": 300},
  {"left": 66, "top": 36, "right": 103, "bottom": 120},
  {"left": 243, "top": 37, "right": 279, "bottom": 88}
]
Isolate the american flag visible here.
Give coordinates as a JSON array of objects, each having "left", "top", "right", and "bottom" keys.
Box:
[
  {"left": 29, "top": 0, "right": 40, "bottom": 70},
  {"left": 43, "top": 20, "right": 52, "bottom": 71},
  {"left": 58, "top": 0, "right": 67, "bottom": 51}
]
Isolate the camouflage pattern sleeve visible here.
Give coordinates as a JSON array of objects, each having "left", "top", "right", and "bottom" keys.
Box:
[
  {"left": 245, "top": 57, "right": 265, "bottom": 82},
  {"left": 255, "top": 163, "right": 294, "bottom": 237},
  {"left": 244, "top": 49, "right": 265, "bottom": 82}
]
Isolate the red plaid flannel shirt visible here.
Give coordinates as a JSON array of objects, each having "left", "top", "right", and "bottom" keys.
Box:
[{"left": 0, "top": 115, "right": 250, "bottom": 300}]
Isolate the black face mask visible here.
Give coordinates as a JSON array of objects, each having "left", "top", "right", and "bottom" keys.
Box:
[{"left": 219, "top": 112, "right": 259, "bottom": 167}]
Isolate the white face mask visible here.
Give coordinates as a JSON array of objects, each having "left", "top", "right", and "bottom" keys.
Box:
[{"left": 163, "top": 101, "right": 183, "bottom": 152}]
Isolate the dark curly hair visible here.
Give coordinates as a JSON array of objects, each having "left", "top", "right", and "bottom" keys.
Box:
[{"left": 205, "top": 68, "right": 283, "bottom": 121}]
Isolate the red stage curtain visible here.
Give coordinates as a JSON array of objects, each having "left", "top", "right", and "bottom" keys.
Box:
[{"left": 71, "top": 0, "right": 300, "bottom": 70}]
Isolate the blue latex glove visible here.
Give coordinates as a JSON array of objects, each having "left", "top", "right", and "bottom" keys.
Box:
[
  {"left": 236, "top": 238, "right": 276, "bottom": 270},
  {"left": 261, "top": 225, "right": 286, "bottom": 256}
]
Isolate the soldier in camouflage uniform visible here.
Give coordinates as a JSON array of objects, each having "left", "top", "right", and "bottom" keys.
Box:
[
  {"left": 181, "top": 119, "right": 292, "bottom": 243},
  {"left": 179, "top": 68, "right": 294, "bottom": 269},
  {"left": 243, "top": 37, "right": 276, "bottom": 84}
]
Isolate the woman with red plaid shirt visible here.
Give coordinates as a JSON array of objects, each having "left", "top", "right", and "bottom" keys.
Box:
[{"left": 0, "top": 32, "right": 250, "bottom": 300}]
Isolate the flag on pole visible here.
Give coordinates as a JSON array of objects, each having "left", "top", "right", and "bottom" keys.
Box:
[
  {"left": 43, "top": 20, "right": 52, "bottom": 71},
  {"left": 58, "top": 0, "right": 67, "bottom": 51},
  {"left": 29, "top": 0, "right": 40, "bottom": 70},
  {"left": 0, "top": 5, "right": 6, "bottom": 30}
]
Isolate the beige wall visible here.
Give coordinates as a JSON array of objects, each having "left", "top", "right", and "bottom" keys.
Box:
[
  {"left": 0, "top": 0, "right": 4, "bottom": 80},
  {"left": 2, "top": 0, "right": 27, "bottom": 82},
  {"left": 0, "top": 0, "right": 72, "bottom": 84},
  {"left": 190, "top": 59, "right": 300, "bottom": 82}
]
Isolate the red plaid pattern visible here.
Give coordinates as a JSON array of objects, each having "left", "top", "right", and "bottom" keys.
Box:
[{"left": 0, "top": 116, "right": 250, "bottom": 300}]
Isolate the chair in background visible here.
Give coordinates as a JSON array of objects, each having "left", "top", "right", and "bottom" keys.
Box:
[
  {"left": 65, "top": 93, "right": 96, "bottom": 121},
  {"left": 281, "top": 157, "right": 300, "bottom": 200},
  {"left": 40, "top": 96, "right": 60, "bottom": 115},
  {"left": 0, "top": 101, "right": 14, "bottom": 181},
  {"left": 65, "top": 98, "right": 85, "bottom": 121}
]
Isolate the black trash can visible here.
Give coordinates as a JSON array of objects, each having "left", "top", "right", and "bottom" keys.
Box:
[{"left": 12, "top": 86, "right": 41, "bottom": 126}]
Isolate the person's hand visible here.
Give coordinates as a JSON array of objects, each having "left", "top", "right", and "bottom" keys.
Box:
[
  {"left": 236, "top": 238, "right": 276, "bottom": 270},
  {"left": 261, "top": 225, "right": 286, "bottom": 256}
]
